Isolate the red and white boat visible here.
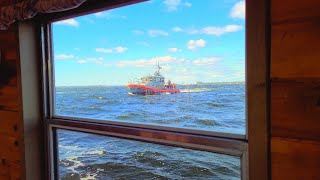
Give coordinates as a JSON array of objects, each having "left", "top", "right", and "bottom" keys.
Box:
[{"left": 127, "top": 65, "right": 180, "bottom": 95}]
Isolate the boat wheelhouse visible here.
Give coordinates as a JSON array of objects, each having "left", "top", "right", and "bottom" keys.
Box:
[{"left": 127, "top": 64, "right": 180, "bottom": 95}]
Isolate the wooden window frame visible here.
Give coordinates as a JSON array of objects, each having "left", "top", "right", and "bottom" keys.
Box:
[{"left": 39, "top": 0, "right": 270, "bottom": 179}]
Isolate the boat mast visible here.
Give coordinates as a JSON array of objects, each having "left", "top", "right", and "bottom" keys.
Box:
[{"left": 157, "top": 62, "right": 162, "bottom": 74}]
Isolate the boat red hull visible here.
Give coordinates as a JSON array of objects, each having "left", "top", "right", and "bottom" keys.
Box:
[{"left": 127, "top": 84, "right": 180, "bottom": 95}]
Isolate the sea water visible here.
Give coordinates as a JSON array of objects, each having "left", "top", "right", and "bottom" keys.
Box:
[{"left": 56, "top": 83, "right": 245, "bottom": 179}]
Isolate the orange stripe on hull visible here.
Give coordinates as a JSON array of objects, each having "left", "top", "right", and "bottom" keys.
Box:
[{"left": 127, "top": 84, "right": 180, "bottom": 93}]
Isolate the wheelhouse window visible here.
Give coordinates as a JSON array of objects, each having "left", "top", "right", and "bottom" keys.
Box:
[{"left": 42, "top": 0, "right": 268, "bottom": 179}]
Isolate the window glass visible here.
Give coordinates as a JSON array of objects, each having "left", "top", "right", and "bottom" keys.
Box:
[
  {"left": 53, "top": 0, "right": 246, "bottom": 134},
  {"left": 58, "top": 129, "right": 241, "bottom": 179}
]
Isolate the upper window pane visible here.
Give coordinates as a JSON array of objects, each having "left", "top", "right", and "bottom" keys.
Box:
[{"left": 52, "top": 0, "right": 246, "bottom": 134}]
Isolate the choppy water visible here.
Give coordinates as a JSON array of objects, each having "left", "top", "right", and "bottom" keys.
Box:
[{"left": 56, "top": 83, "right": 245, "bottom": 179}]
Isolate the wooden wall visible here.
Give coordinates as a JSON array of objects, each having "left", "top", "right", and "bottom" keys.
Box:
[
  {"left": 0, "top": 25, "right": 24, "bottom": 179},
  {"left": 271, "top": 0, "right": 320, "bottom": 179}
]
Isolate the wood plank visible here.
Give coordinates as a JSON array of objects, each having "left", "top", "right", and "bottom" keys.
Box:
[
  {"left": 246, "top": 0, "right": 269, "bottom": 179},
  {"left": 0, "top": 51, "right": 19, "bottom": 111},
  {"left": 0, "top": 29, "right": 17, "bottom": 49},
  {"left": 271, "top": 79, "right": 320, "bottom": 141},
  {"left": 0, "top": 135, "right": 22, "bottom": 163},
  {"left": 3, "top": 49, "right": 18, "bottom": 61},
  {"left": 0, "top": 160, "right": 22, "bottom": 180},
  {"left": 271, "top": 137, "right": 320, "bottom": 180},
  {"left": 271, "top": 20, "right": 320, "bottom": 78},
  {"left": 9, "top": 162, "right": 23, "bottom": 180},
  {"left": 0, "top": 110, "right": 21, "bottom": 137},
  {"left": 0, "top": 77, "right": 19, "bottom": 111},
  {"left": 271, "top": 0, "right": 320, "bottom": 23}
]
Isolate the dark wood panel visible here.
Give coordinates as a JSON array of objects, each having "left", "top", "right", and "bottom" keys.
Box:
[
  {"left": 0, "top": 135, "right": 22, "bottom": 163},
  {"left": 0, "top": 160, "right": 22, "bottom": 180},
  {"left": 271, "top": 137, "right": 320, "bottom": 180},
  {"left": 271, "top": 0, "right": 320, "bottom": 24},
  {"left": 0, "top": 77, "right": 19, "bottom": 111},
  {"left": 0, "top": 25, "right": 19, "bottom": 112},
  {"left": 271, "top": 20, "right": 320, "bottom": 78},
  {"left": 271, "top": 79, "right": 320, "bottom": 141},
  {"left": 0, "top": 110, "right": 20, "bottom": 137},
  {"left": 246, "top": 0, "right": 269, "bottom": 179}
]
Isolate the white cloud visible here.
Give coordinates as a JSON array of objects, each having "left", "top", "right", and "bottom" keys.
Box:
[
  {"left": 55, "top": 54, "right": 74, "bottom": 60},
  {"left": 184, "top": 2, "right": 192, "bottom": 7},
  {"left": 187, "top": 39, "right": 206, "bottom": 50},
  {"left": 192, "top": 57, "right": 221, "bottom": 66},
  {"left": 148, "top": 30, "right": 169, "bottom": 37},
  {"left": 164, "top": 0, "right": 181, "bottom": 11},
  {"left": 230, "top": 1, "right": 245, "bottom": 19},
  {"left": 114, "top": 46, "right": 128, "bottom": 53},
  {"left": 117, "top": 56, "right": 185, "bottom": 68},
  {"left": 77, "top": 57, "right": 104, "bottom": 64},
  {"left": 77, "top": 60, "right": 87, "bottom": 64},
  {"left": 172, "top": 27, "right": 183, "bottom": 32},
  {"left": 55, "top": 19, "right": 79, "bottom": 27},
  {"left": 164, "top": 0, "right": 191, "bottom": 11},
  {"left": 172, "top": 25, "right": 242, "bottom": 36},
  {"left": 96, "top": 48, "right": 113, "bottom": 53},
  {"left": 168, "top": 48, "right": 181, "bottom": 53},
  {"left": 96, "top": 47, "right": 128, "bottom": 53},
  {"left": 201, "top": 25, "right": 242, "bottom": 36},
  {"left": 94, "top": 12, "right": 105, "bottom": 17}
]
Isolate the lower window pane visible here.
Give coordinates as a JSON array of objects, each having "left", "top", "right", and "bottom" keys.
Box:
[{"left": 57, "top": 129, "right": 241, "bottom": 179}]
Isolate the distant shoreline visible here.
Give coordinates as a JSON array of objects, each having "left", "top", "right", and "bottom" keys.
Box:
[{"left": 56, "top": 82, "right": 245, "bottom": 88}]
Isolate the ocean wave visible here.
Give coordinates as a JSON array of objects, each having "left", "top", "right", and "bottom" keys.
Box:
[
  {"left": 117, "top": 112, "right": 141, "bottom": 120},
  {"left": 195, "top": 119, "right": 222, "bottom": 126},
  {"left": 59, "top": 145, "right": 84, "bottom": 150},
  {"left": 82, "top": 150, "right": 107, "bottom": 156},
  {"left": 134, "top": 151, "right": 166, "bottom": 167},
  {"left": 180, "top": 88, "right": 214, "bottom": 93},
  {"left": 60, "top": 172, "right": 97, "bottom": 180},
  {"left": 80, "top": 173, "right": 97, "bottom": 180},
  {"left": 62, "top": 157, "right": 85, "bottom": 173},
  {"left": 206, "top": 102, "right": 224, "bottom": 107},
  {"left": 77, "top": 162, "right": 167, "bottom": 180},
  {"left": 180, "top": 165, "right": 215, "bottom": 177}
]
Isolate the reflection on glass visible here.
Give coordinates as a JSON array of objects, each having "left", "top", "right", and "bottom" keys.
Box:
[
  {"left": 53, "top": 0, "right": 246, "bottom": 134},
  {"left": 58, "top": 129, "right": 241, "bottom": 179}
]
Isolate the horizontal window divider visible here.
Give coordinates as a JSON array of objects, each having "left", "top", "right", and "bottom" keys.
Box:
[
  {"left": 52, "top": 115, "right": 246, "bottom": 140},
  {"left": 48, "top": 118, "right": 247, "bottom": 157}
]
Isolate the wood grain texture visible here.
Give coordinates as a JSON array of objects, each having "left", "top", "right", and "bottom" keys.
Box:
[
  {"left": 271, "top": 137, "right": 320, "bottom": 180},
  {"left": 271, "top": 0, "right": 320, "bottom": 23},
  {"left": 0, "top": 110, "right": 20, "bottom": 137},
  {"left": 271, "top": 79, "right": 320, "bottom": 141},
  {"left": 271, "top": 20, "right": 320, "bottom": 78},
  {"left": 0, "top": 25, "right": 24, "bottom": 180},
  {"left": 0, "top": 160, "right": 22, "bottom": 180},
  {"left": 246, "top": 0, "right": 269, "bottom": 179},
  {"left": 0, "top": 77, "right": 19, "bottom": 111},
  {"left": 0, "top": 26, "right": 20, "bottom": 111},
  {"left": 0, "top": 135, "right": 22, "bottom": 163}
]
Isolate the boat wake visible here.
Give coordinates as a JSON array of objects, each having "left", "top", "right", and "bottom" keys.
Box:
[{"left": 180, "top": 88, "right": 214, "bottom": 93}]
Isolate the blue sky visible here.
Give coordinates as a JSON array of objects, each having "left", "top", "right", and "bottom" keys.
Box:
[{"left": 53, "top": 0, "right": 245, "bottom": 86}]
